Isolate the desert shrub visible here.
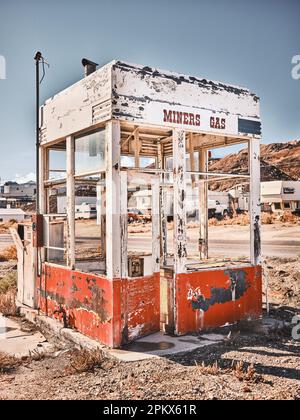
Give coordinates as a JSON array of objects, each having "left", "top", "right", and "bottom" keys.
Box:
[
  {"left": 0, "top": 289, "right": 17, "bottom": 316},
  {"left": 0, "top": 271, "right": 17, "bottom": 294},
  {"left": 0, "top": 352, "right": 20, "bottom": 373},
  {"left": 66, "top": 348, "right": 106, "bottom": 374},
  {"left": 0, "top": 221, "right": 17, "bottom": 234},
  {"left": 0, "top": 246, "right": 17, "bottom": 262}
]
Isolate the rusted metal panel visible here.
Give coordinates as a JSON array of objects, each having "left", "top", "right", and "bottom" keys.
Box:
[
  {"left": 176, "top": 266, "right": 262, "bottom": 335},
  {"left": 112, "top": 61, "right": 260, "bottom": 137},
  {"left": 39, "top": 264, "right": 115, "bottom": 347},
  {"left": 121, "top": 273, "right": 160, "bottom": 344}
]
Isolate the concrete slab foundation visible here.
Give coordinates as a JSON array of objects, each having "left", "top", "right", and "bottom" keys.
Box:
[{"left": 0, "top": 315, "right": 51, "bottom": 358}]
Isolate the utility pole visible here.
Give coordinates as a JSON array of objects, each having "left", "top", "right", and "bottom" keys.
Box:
[{"left": 34, "top": 51, "right": 42, "bottom": 214}]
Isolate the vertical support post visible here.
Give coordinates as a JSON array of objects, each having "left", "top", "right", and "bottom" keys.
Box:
[
  {"left": 97, "top": 179, "right": 106, "bottom": 260},
  {"left": 134, "top": 127, "right": 140, "bottom": 168},
  {"left": 106, "top": 120, "right": 121, "bottom": 279},
  {"left": 160, "top": 188, "right": 168, "bottom": 266},
  {"left": 199, "top": 149, "right": 208, "bottom": 259},
  {"left": 189, "top": 133, "right": 196, "bottom": 187},
  {"left": 173, "top": 129, "right": 187, "bottom": 274},
  {"left": 66, "top": 135, "right": 75, "bottom": 270},
  {"left": 39, "top": 146, "right": 47, "bottom": 266},
  {"left": 152, "top": 177, "right": 160, "bottom": 273},
  {"left": 249, "top": 138, "right": 261, "bottom": 266},
  {"left": 120, "top": 171, "right": 128, "bottom": 279},
  {"left": 158, "top": 142, "right": 167, "bottom": 264},
  {"left": 39, "top": 146, "right": 47, "bottom": 216},
  {"left": 96, "top": 181, "right": 101, "bottom": 226}
]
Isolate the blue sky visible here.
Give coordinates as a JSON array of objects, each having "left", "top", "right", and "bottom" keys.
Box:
[{"left": 0, "top": 0, "right": 299, "bottom": 182}]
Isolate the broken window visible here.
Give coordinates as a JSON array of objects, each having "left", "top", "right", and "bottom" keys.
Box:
[
  {"left": 74, "top": 176, "right": 106, "bottom": 275},
  {"left": 75, "top": 129, "right": 106, "bottom": 175}
]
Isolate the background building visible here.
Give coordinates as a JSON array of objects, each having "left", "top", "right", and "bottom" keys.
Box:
[{"left": 261, "top": 181, "right": 300, "bottom": 212}]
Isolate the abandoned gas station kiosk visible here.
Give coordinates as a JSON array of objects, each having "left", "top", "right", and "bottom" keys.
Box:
[{"left": 15, "top": 60, "right": 262, "bottom": 348}]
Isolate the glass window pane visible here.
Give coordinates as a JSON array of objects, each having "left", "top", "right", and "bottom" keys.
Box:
[{"left": 75, "top": 129, "right": 105, "bottom": 175}]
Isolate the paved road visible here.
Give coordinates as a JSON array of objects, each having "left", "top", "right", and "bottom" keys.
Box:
[
  {"left": 128, "top": 225, "right": 300, "bottom": 259},
  {"left": 0, "top": 234, "right": 13, "bottom": 251},
  {"left": 2, "top": 224, "right": 299, "bottom": 259}
]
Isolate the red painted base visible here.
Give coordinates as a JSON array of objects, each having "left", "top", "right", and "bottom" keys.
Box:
[
  {"left": 38, "top": 264, "right": 262, "bottom": 348},
  {"left": 176, "top": 266, "right": 262, "bottom": 334}
]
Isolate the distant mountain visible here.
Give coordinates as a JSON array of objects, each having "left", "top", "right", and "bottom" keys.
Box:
[{"left": 209, "top": 140, "right": 300, "bottom": 191}]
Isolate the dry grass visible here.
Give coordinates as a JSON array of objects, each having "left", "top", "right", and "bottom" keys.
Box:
[
  {"left": 0, "top": 246, "right": 17, "bottom": 262},
  {"left": 0, "top": 271, "right": 17, "bottom": 294},
  {"left": 196, "top": 359, "right": 264, "bottom": 385},
  {"left": 0, "top": 221, "right": 17, "bottom": 234},
  {"left": 0, "top": 352, "right": 20, "bottom": 374},
  {"left": 209, "top": 212, "right": 300, "bottom": 227},
  {"left": 233, "top": 361, "right": 262, "bottom": 383},
  {"left": 0, "top": 289, "right": 17, "bottom": 317},
  {"left": 65, "top": 348, "right": 111, "bottom": 375},
  {"left": 196, "top": 361, "right": 222, "bottom": 376}
]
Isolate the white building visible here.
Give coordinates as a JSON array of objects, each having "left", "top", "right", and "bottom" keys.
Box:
[
  {"left": 261, "top": 181, "right": 300, "bottom": 212},
  {"left": 133, "top": 187, "right": 231, "bottom": 217},
  {"left": 0, "top": 208, "right": 26, "bottom": 223},
  {"left": 2, "top": 181, "right": 36, "bottom": 200},
  {"left": 57, "top": 196, "right": 97, "bottom": 218}
]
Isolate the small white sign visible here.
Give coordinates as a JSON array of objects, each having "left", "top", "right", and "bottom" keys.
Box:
[
  {"left": 292, "top": 55, "right": 300, "bottom": 80},
  {"left": 0, "top": 55, "right": 6, "bottom": 80}
]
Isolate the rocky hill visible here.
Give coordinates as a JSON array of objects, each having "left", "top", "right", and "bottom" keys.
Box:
[{"left": 209, "top": 140, "right": 300, "bottom": 191}]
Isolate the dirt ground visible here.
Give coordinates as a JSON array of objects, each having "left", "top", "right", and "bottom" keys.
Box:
[
  {"left": 0, "top": 320, "right": 299, "bottom": 401},
  {"left": 0, "top": 230, "right": 299, "bottom": 400}
]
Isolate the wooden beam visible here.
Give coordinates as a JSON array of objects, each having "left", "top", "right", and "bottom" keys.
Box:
[
  {"left": 120, "top": 171, "right": 128, "bottom": 278},
  {"left": 173, "top": 129, "right": 187, "bottom": 274},
  {"left": 66, "top": 136, "right": 75, "bottom": 270},
  {"left": 134, "top": 127, "right": 140, "bottom": 167},
  {"left": 249, "top": 138, "right": 261, "bottom": 266},
  {"left": 152, "top": 177, "right": 160, "bottom": 273},
  {"left": 189, "top": 133, "right": 196, "bottom": 187},
  {"left": 199, "top": 149, "right": 208, "bottom": 260},
  {"left": 121, "top": 126, "right": 139, "bottom": 149},
  {"left": 106, "top": 121, "right": 121, "bottom": 279}
]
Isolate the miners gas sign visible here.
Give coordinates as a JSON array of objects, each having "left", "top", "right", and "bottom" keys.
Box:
[
  {"left": 163, "top": 109, "right": 226, "bottom": 130},
  {"left": 156, "top": 105, "right": 240, "bottom": 135}
]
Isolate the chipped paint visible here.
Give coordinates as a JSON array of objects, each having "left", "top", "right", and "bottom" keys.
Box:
[
  {"left": 112, "top": 61, "right": 260, "bottom": 135},
  {"left": 41, "top": 60, "right": 261, "bottom": 144},
  {"left": 177, "top": 266, "right": 262, "bottom": 334},
  {"left": 187, "top": 270, "right": 249, "bottom": 312}
]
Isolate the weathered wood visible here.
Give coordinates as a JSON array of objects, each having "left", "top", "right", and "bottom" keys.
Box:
[
  {"left": 66, "top": 136, "right": 75, "bottom": 270},
  {"left": 151, "top": 177, "right": 160, "bottom": 273},
  {"left": 189, "top": 133, "right": 196, "bottom": 187},
  {"left": 173, "top": 129, "right": 187, "bottom": 274},
  {"left": 41, "top": 61, "right": 260, "bottom": 145},
  {"left": 249, "top": 138, "right": 261, "bottom": 265},
  {"left": 199, "top": 149, "right": 208, "bottom": 260},
  {"left": 106, "top": 120, "right": 121, "bottom": 279},
  {"left": 160, "top": 187, "right": 168, "bottom": 266},
  {"left": 120, "top": 171, "right": 128, "bottom": 278},
  {"left": 134, "top": 128, "right": 140, "bottom": 168}
]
